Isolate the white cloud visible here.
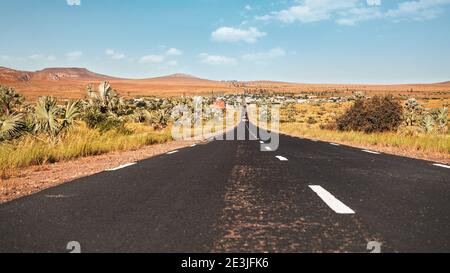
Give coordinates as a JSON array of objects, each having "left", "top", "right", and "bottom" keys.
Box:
[
  {"left": 242, "top": 47, "right": 286, "bottom": 62},
  {"left": 66, "top": 51, "right": 83, "bottom": 61},
  {"left": 29, "top": 54, "right": 56, "bottom": 61},
  {"left": 166, "top": 48, "right": 183, "bottom": 56},
  {"left": 199, "top": 53, "right": 237, "bottom": 65},
  {"left": 367, "top": 0, "right": 381, "bottom": 6},
  {"left": 167, "top": 60, "right": 178, "bottom": 66},
  {"left": 386, "top": 0, "right": 450, "bottom": 21},
  {"left": 256, "top": 0, "right": 450, "bottom": 25},
  {"left": 211, "top": 27, "right": 267, "bottom": 43},
  {"left": 139, "top": 55, "right": 165, "bottom": 63},
  {"left": 105, "top": 49, "right": 125, "bottom": 60},
  {"left": 66, "top": 0, "right": 81, "bottom": 6},
  {"left": 244, "top": 5, "right": 253, "bottom": 11}
]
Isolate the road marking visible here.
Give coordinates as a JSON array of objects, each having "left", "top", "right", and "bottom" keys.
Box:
[
  {"left": 309, "top": 185, "right": 355, "bottom": 214},
  {"left": 362, "top": 150, "right": 381, "bottom": 155},
  {"left": 167, "top": 150, "right": 179, "bottom": 155},
  {"left": 276, "top": 156, "right": 288, "bottom": 161},
  {"left": 107, "top": 163, "right": 136, "bottom": 171},
  {"left": 265, "top": 146, "right": 272, "bottom": 151},
  {"left": 245, "top": 124, "right": 259, "bottom": 139},
  {"left": 330, "top": 143, "right": 341, "bottom": 146},
  {"left": 190, "top": 144, "right": 197, "bottom": 147},
  {"left": 433, "top": 163, "right": 450, "bottom": 169}
]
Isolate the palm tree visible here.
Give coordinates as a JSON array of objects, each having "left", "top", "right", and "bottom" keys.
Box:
[
  {"left": 34, "top": 97, "right": 80, "bottom": 138},
  {"left": 0, "top": 113, "right": 25, "bottom": 141}
]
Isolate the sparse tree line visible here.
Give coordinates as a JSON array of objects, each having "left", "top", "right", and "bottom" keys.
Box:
[
  {"left": 0, "top": 83, "right": 229, "bottom": 144},
  {"left": 335, "top": 95, "right": 448, "bottom": 134},
  {"left": 280, "top": 92, "right": 448, "bottom": 135}
]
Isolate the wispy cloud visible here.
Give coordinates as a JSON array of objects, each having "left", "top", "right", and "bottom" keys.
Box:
[
  {"left": 199, "top": 53, "right": 237, "bottom": 65},
  {"left": 105, "top": 49, "right": 125, "bottom": 60},
  {"left": 211, "top": 27, "right": 267, "bottom": 43},
  {"left": 66, "top": 51, "right": 83, "bottom": 61},
  {"left": 166, "top": 48, "right": 183, "bottom": 56},
  {"left": 256, "top": 0, "right": 450, "bottom": 25},
  {"left": 242, "top": 47, "right": 286, "bottom": 63},
  {"left": 66, "top": 0, "right": 81, "bottom": 6},
  {"left": 139, "top": 55, "right": 165, "bottom": 63},
  {"left": 29, "top": 54, "right": 56, "bottom": 61}
]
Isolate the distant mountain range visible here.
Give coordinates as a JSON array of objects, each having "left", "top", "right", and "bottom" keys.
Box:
[
  {"left": 0, "top": 66, "right": 206, "bottom": 83},
  {"left": 0, "top": 66, "right": 449, "bottom": 100}
]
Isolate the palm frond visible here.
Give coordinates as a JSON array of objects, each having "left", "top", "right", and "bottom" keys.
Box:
[{"left": 0, "top": 113, "right": 25, "bottom": 141}]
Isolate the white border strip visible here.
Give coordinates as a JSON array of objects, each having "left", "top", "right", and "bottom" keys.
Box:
[
  {"left": 433, "top": 163, "right": 450, "bottom": 169},
  {"left": 330, "top": 143, "right": 341, "bottom": 146},
  {"left": 167, "top": 150, "right": 179, "bottom": 155},
  {"left": 309, "top": 185, "right": 355, "bottom": 214},
  {"left": 362, "top": 150, "right": 381, "bottom": 155},
  {"left": 107, "top": 163, "right": 136, "bottom": 171},
  {"left": 276, "top": 156, "right": 288, "bottom": 161}
]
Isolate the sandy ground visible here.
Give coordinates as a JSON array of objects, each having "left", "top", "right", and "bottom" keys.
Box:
[{"left": 0, "top": 140, "right": 196, "bottom": 204}]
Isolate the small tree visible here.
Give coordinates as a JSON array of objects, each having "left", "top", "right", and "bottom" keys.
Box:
[
  {"left": 404, "top": 98, "right": 423, "bottom": 126},
  {"left": 0, "top": 85, "right": 24, "bottom": 116},
  {"left": 285, "top": 103, "right": 297, "bottom": 122}
]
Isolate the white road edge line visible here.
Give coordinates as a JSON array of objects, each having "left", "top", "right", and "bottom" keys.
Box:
[
  {"left": 190, "top": 144, "right": 197, "bottom": 147},
  {"left": 167, "top": 150, "right": 179, "bottom": 155},
  {"left": 330, "top": 143, "right": 341, "bottom": 146},
  {"left": 309, "top": 185, "right": 355, "bottom": 214},
  {"left": 362, "top": 150, "right": 381, "bottom": 155},
  {"left": 276, "top": 156, "right": 288, "bottom": 161},
  {"left": 106, "top": 163, "right": 137, "bottom": 171},
  {"left": 433, "top": 163, "right": 450, "bottom": 169}
]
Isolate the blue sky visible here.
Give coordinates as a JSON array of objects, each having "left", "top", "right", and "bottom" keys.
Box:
[{"left": 1, "top": 0, "right": 450, "bottom": 83}]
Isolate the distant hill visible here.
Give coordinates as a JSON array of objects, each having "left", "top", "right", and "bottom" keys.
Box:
[{"left": 0, "top": 67, "right": 116, "bottom": 82}]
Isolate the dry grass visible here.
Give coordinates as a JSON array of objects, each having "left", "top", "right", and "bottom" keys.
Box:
[
  {"left": 274, "top": 100, "right": 450, "bottom": 163},
  {"left": 281, "top": 123, "right": 450, "bottom": 163},
  {"left": 0, "top": 122, "right": 172, "bottom": 178},
  {"left": 3, "top": 77, "right": 449, "bottom": 102}
]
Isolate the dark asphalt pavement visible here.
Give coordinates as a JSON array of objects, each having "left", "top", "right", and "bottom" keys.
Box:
[{"left": 0, "top": 118, "right": 449, "bottom": 253}]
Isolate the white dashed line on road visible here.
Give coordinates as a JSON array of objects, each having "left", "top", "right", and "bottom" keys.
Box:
[
  {"left": 276, "top": 156, "right": 288, "bottom": 161},
  {"left": 309, "top": 185, "right": 355, "bottom": 214},
  {"left": 362, "top": 150, "right": 381, "bottom": 155},
  {"left": 167, "top": 150, "right": 179, "bottom": 155},
  {"left": 106, "top": 163, "right": 137, "bottom": 171},
  {"left": 433, "top": 163, "right": 450, "bottom": 169}
]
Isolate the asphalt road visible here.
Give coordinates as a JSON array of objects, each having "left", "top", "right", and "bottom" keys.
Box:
[{"left": 0, "top": 118, "right": 449, "bottom": 253}]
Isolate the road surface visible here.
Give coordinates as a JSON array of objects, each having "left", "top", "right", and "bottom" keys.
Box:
[{"left": 0, "top": 118, "right": 449, "bottom": 253}]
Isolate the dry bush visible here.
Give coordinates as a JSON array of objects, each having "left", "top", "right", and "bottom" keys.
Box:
[{"left": 336, "top": 96, "right": 403, "bottom": 133}]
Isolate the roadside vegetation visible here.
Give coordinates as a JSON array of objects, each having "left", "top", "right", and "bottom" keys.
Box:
[
  {"left": 277, "top": 93, "right": 450, "bottom": 162},
  {"left": 0, "top": 84, "right": 229, "bottom": 179}
]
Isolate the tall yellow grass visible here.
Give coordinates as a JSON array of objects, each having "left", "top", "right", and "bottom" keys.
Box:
[
  {"left": 281, "top": 123, "right": 450, "bottom": 157},
  {"left": 0, "top": 123, "right": 172, "bottom": 178}
]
